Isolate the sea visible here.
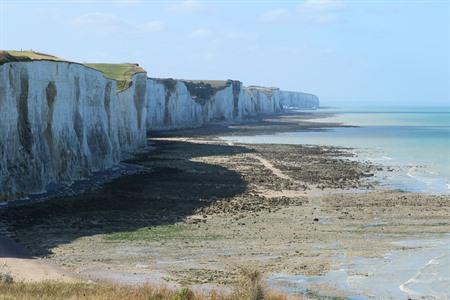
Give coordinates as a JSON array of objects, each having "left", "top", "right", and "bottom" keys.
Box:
[
  {"left": 267, "top": 236, "right": 450, "bottom": 299},
  {"left": 221, "top": 106, "right": 450, "bottom": 299},
  {"left": 223, "top": 106, "right": 450, "bottom": 195}
]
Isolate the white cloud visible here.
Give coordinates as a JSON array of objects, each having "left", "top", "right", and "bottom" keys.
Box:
[
  {"left": 223, "top": 31, "right": 244, "bottom": 39},
  {"left": 189, "top": 28, "right": 212, "bottom": 39},
  {"left": 259, "top": 8, "right": 290, "bottom": 22},
  {"left": 64, "top": 0, "right": 142, "bottom": 5},
  {"left": 168, "top": 0, "right": 203, "bottom": 13},
  {"left": 188, "top": 29, "right": 246, "bottom": 44},
  {"left": 73, "top": 13, "right": 129, "bottom": 34},
  {"left": 277, "top": 46, "right": 300, "bottom": 55},
  {"left": 300, "top": 0, "right": 345, "bottom": 12},
  {"left": 139, "top": 21, "right": 164, "bottom": 32},
  {"left": 73, "top": 13, "right": 164, "bottom": 35},
  {"left": 112, "top": 0, "right": 143, "bottom": 5},
  {"left": 297, "top": 0, "right": 346, "bottom": 23}
]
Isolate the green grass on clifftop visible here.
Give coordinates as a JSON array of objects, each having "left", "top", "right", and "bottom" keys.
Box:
[
  {"left": 0, "top": 51, "right": 145, "bottom": 92},
  {"left": 85, "top": 63, "right": 146, "bottom": 92},
  {"left": 0, "top": 50, "right": 66, "bottom": 64}
]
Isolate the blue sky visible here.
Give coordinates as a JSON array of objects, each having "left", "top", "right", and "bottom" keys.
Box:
[{"left": 1, "top": 0, "right": 449, "bottom": 106}]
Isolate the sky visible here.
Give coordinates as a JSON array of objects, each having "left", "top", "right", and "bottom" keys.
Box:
[{"left": 1, "top": 0, "right": 449, "bottom": 106}]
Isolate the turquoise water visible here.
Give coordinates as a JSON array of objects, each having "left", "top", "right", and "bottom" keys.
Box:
[{"left": 223, "top": 106, "right": 450, "bottom": 194}]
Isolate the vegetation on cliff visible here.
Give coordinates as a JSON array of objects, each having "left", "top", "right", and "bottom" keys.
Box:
[
  {"left": 246, "top": 86, "right": 277, "bottom": 96},
  {"left": 183, "top": 80, "right": 236, "bottom": 105},
  {"left": 85, "top": 63, "right": 146, "bottom": 92},
  {"left": 0, "top": 50, "right": 65, "bottom": 65},
  {"left": 0, "top": 51, "right": 146, "bottom": 92}
]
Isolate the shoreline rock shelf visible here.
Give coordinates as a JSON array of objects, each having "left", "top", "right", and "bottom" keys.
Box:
[{"left": 0, "top": 51, "right": 319, "bottom": 200}]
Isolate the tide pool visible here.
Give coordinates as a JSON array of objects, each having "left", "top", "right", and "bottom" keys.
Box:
[{"left": 222, "top": 106, "right": 450, "bottom": 194}]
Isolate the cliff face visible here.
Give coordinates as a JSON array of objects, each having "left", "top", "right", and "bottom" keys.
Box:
[
  {"left": 239, "top": 86, "right": 283, "bottom": 117},
  {"left": 145, "top": 80, "right": 296, "bottom": 130},
  {"left": 0, "top": 54, "right": 319, "bottom": 200},
  {"left": 0, "top": 61, "right": 146, "bottom": 198},
  {"left": 146, "top": 79, "right": 204, "bottom": 130},
  {"left": 279, "top": 91, "right": 319, "bottom": 109},
  {"left": 145, "top": 79, "right": 239, "bottom": 130},
  {"left": 200, "top": 84, "right": 236, "bottom": 122},
  {"left": 116, "top": 72, "right": 147, "bottom": 154}
]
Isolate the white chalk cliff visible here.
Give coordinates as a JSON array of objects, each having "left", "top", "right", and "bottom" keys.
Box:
[
  {"left": 0, "top": 58, "right": 319, "bottom": 200},
  {"left": 279, "top": 90, "right": 319, "bottom": 109},
  {"left": 0, "top": 61, "right": 147, "bottom": 198},
  {"left": 145, "top": 80, "right": 318, "bottom": 130}
]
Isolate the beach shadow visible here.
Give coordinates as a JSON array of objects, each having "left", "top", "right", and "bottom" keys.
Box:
[
  {"left": 0, "top": 139, "right": 252, "bottom": 258},
  {"left": 149, "top": 112, "right": 344, "bottom": 139}
]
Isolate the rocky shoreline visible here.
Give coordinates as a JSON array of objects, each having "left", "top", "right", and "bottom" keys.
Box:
[{"left": 0, "top": 113, "right": 449, "bottom": 298}]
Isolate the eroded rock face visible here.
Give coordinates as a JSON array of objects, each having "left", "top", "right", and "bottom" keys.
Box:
[
  {"left": 145, "top": 79, "right": 313, "bottom": 130},
  {"left": 117, "top": 72, "right": 148, "bottom": 155},
  {"left": 0, "top": 61, "right": 147, "bottom": 199},
  {"left": 146, "top": 79, "right": 204, "bottom": 130},
  {"left": 239, "top": 86, "right": 283, "bottom": 117},
  {"left": 279, "top": 91, "right": 319, "bottom": 109}
]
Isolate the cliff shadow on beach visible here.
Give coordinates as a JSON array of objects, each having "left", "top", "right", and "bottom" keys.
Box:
[
  {"left": 0, "top": 139, "right": 251, "bottom": 258},
  {"left": 148, "top": 111, "right": 347, "bottom": 139}
]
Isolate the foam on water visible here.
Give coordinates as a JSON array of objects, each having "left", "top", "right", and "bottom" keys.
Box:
[
  {"left": 400, "top": 253, "right": 450, "bottom": 299},
  {"left": 268, "top": 237, "right": 450, "bottom": 299}
]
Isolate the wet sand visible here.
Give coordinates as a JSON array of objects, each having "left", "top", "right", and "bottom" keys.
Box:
[{"left": 0, "top": 113, "right": 449, "bottom": 298}]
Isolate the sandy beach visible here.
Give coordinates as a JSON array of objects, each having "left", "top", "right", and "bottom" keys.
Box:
[{"left": 0, "top": 114, "right": 449, "bottom": 299}]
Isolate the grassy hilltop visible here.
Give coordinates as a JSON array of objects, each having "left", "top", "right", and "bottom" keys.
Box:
[
  {"left": 85, "top": 63, "right": 146, "bottom": 91},
  {"left": 0, "top": 50, "right": 145, "bottom": 92},
  {"left": 0, "top": 50, "right": 65, "bottom": 64}
]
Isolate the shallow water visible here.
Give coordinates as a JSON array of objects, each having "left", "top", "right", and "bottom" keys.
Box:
[
  {"left": 222, "top": 106, "right": 450, "bottom": 194},
  {"left": 268, "top": 237, "right": 450, "bottom": 299}
]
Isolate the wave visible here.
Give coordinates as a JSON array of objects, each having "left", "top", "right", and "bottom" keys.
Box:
[
  {"left": 399, "top": 253, "right": 450, "bottom": 299},
  {"left": 398, "top": 166, "right": 450, "bottom": 194}
]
